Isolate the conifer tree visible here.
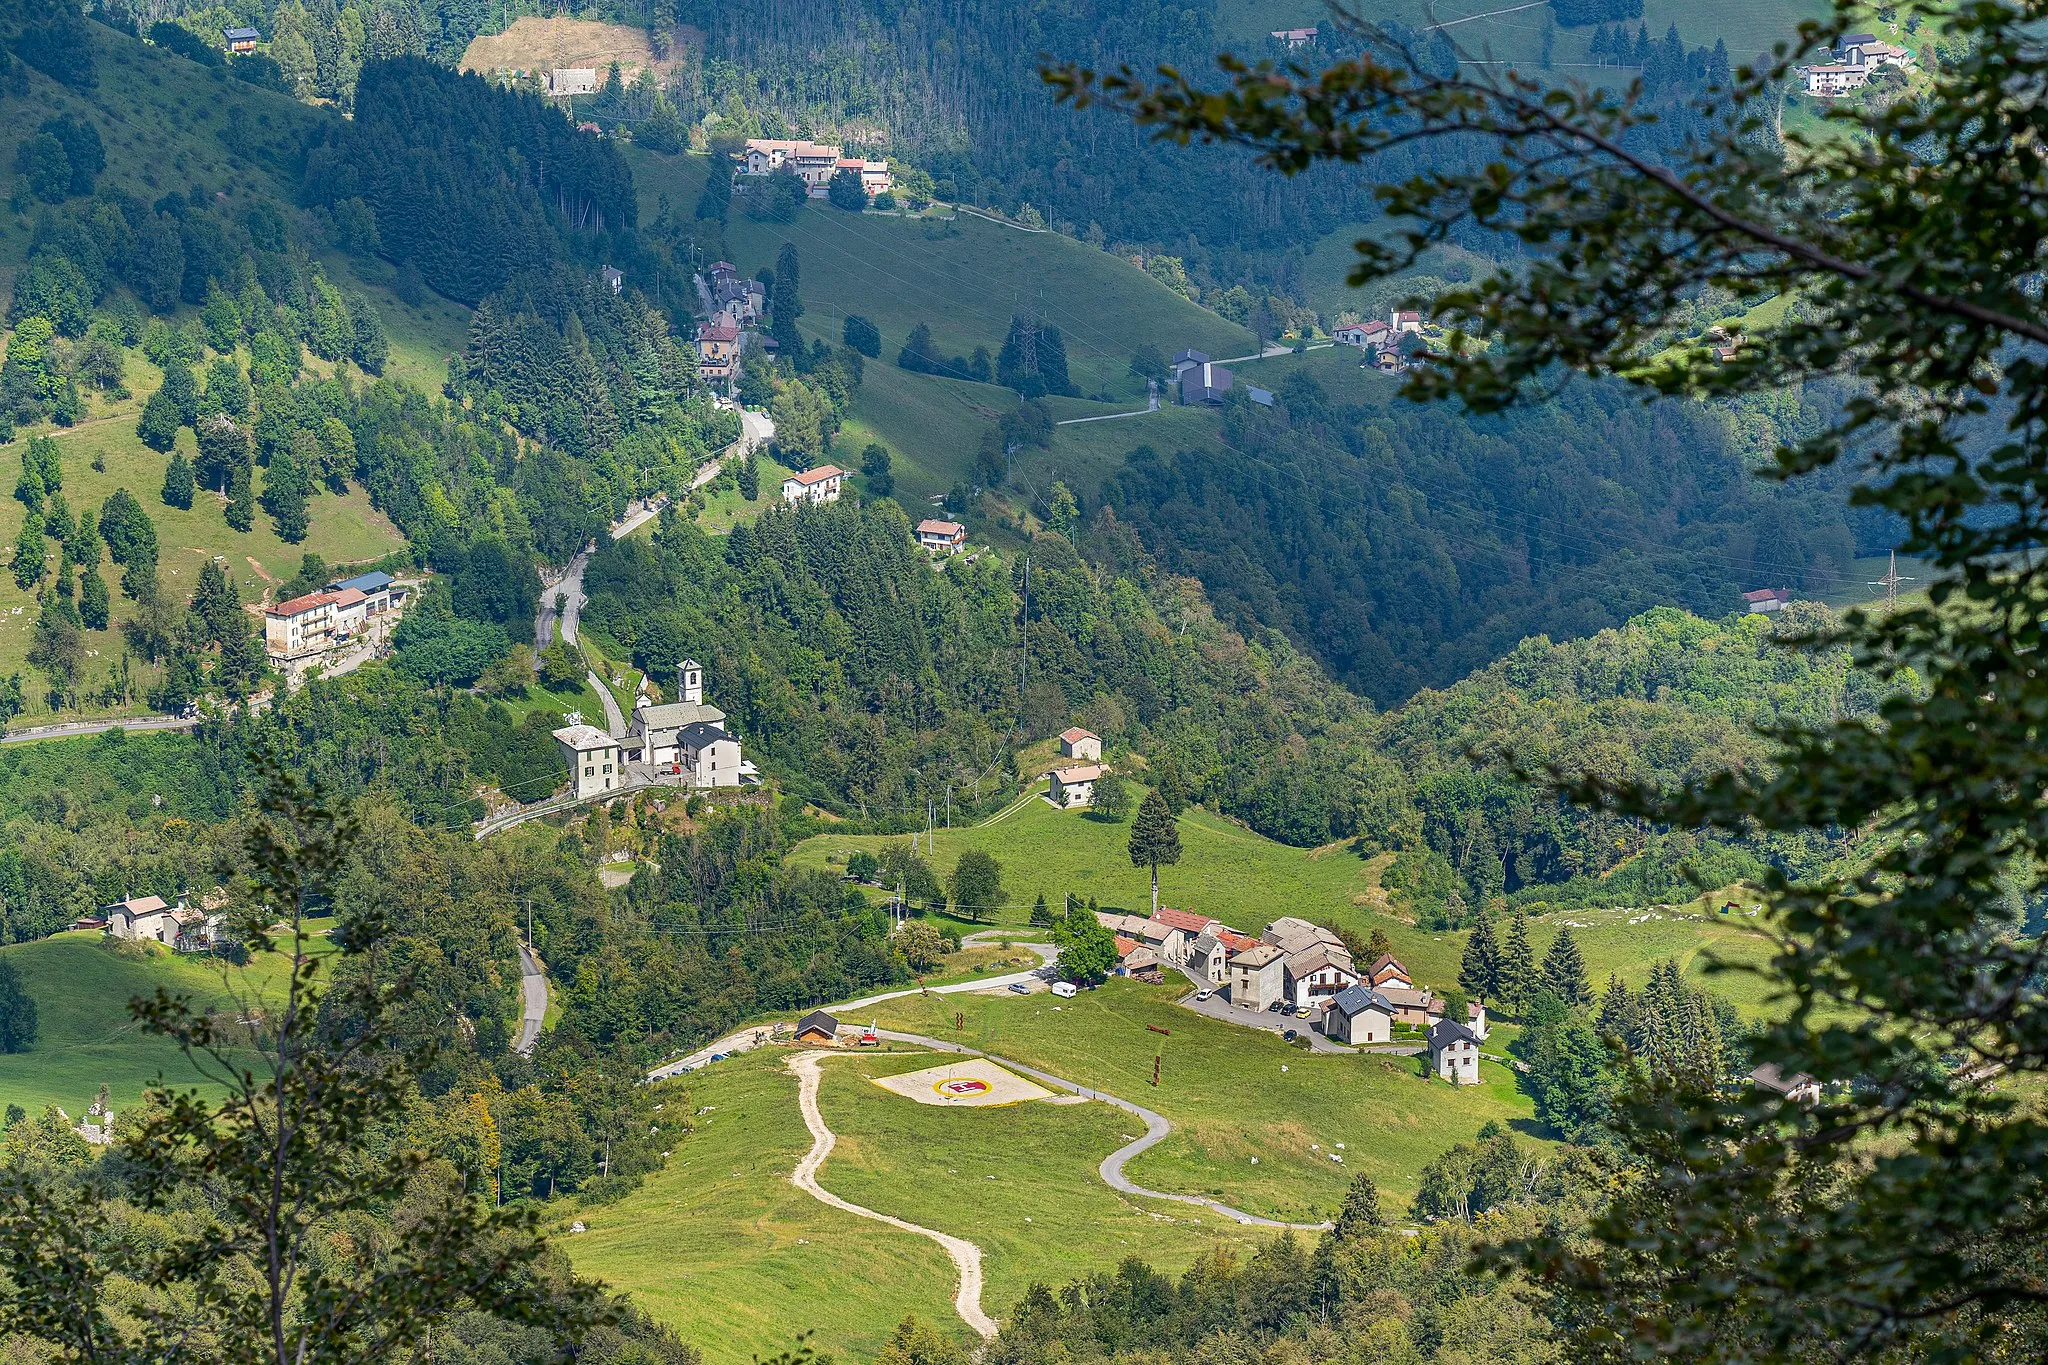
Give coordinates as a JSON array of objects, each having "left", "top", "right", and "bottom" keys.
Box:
[
  {"left": 161, "top": 450, "right": 195, "bottom": 509},
  {"left": 1030, "top": 893, "right": 1052, "bottom": 928},
  {"left": 1499, "top": 908, "right": 1537, "bottom": 1009},
  {"left": 136, "top": 386, "right": 181, "bottom": 452},
  {"left": 262, "top": 447, "right": 310, "bottom": 543},
  {"left": 737, "top": 451, "right": 759, "bottom": 500},
  {"left": 78, "top": 566, "right": 108, "bottom": 631},
  {"left": 1127, "top": 787, "right": 1182, "bottom": 917},
  {"left": 1459, "top": 912, "right": 1500, "bottom": 1001},
  {"left": 225, "top": 464, "right": 255, "bottom": 532},
  {"left": 1541, "top": 926, "right": 1592, "bottom": 1008},
  {"left": 1331, "top": 1172, "right": 1385, "bottom": 1239},
  {"left": 11, "top": 511, "right": 45, "bottom": 589}
]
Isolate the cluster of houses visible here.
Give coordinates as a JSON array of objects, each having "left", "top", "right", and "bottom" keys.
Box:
[
  {"left": 1332, "top": 309, "right": 1428, "bottom": 373},
  {"left": 85, "top": 892, "right": 231, "bottom": 953},
  {"left": 1095, "top": 903, "right": 1491, "bottom": 1083},
  {"left": 738, "top": 139, "right": 893, "bottom": 198},
  {"left": 262, "top": 570, "right": 412, "bottom": 671},
  {"left": 1799, "top": 32, "right": 1915, "bottom": 96},
  {"left": 552, "top": 659, "right": 756, "bottom": 800}
]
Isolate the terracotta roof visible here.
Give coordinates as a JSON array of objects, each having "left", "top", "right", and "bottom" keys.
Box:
[
  {"left": 1217, "top": 929, "right": 1261, "bottom": 953},
  {"left": 1051, "top": 763, "right": 1106, "bottom": 783},
  {"left": 1742, "top": 588, "right": 1793, "bottom": 603},
  {"left": 1114, "top": 935, "right": 1139, "bottom": 956},
  {"left": 1059, "top": 726, "right": 1097, "bottom": 743},
  {"left": 697, "top": 321, "right": 740, "bottom": 343},
  {"left": 268, "top": 589, "right": 340, "bottom": 618},
  {"left": 329, "top": 587, "right": 366, "bottom": 607},
  {"left": 1152, "top": 906, "right": 1218, "bottom": 934},
  {"left": 786, "top": 465, "right": 846, "bottom": 487},
  {"left": 113, "top": 895, "right": 169, "bottom": 915},
  {"left": 917, "top": 519, "right": 965, "bottom": 537}
]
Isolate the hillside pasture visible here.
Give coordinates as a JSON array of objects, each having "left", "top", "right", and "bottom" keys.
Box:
[
  {"left": 460, "top": 17, "right": 679, "bottom": 81},
  {"left": 0, "top": 932, "right": 324, "bottom": 1118},
  {"left": 789, "top": 795, "right": 1784, "bottom": 1013},
  {"left": 867, "top": 977, "right": 1546, "bottom": 1218}
]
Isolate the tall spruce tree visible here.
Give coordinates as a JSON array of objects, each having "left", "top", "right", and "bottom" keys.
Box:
[
  {"left": 1459, "top": 913, "right": 1500, "bottom": 1002},
  {"left": 1499, "top": 908, "right": 1537, "bottom": 1010},
  {"left": 1541, "top": 926, "right": 1591, "bottom": 1008},
  {"left": 1127, "top": 787, "right": 1182, "bottom": 917}
]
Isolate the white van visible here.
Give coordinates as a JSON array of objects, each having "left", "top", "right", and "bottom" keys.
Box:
[{"left": 1051, "top": 981, "right": 1079, "bottom": 999}]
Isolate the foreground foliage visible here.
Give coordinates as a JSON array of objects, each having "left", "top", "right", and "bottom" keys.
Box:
[{"left": 1052, "top": 0, "right": 2048, "bottom": 1353}]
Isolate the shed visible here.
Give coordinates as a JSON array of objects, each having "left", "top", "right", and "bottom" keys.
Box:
[{"left": 795, "top": 1010, "right": 840, "bottom": 1044}]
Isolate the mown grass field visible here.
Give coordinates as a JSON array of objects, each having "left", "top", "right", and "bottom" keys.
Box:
[
  {"left": 624, "top": 149, "right": 1253, "bottom": 404},
  {"left": 564, "top": 1051, "right": 971, "bottom": 1365},
  {"left": 868, "top": 979, "right": 1546, "bottom": 1219},
  {"left": 817, "top": 1050, "right": 1267, "bottom": 1307},
  {"left": 790, "top": 795, "right": 1786, "bottom": 1013},
  {"left": 0, "top": 931, "right": 323, "bottom": 1118}
]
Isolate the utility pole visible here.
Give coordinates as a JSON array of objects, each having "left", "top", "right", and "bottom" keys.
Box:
[
  {"left": 1017, "top": 552, "right": 1031, "bottom": 733},
  {"left": 1868, "top": 550, "right": 1915, "bottom": 610},
  {"left": 946, "top": 785, "right": 952, "bottom": 829}
]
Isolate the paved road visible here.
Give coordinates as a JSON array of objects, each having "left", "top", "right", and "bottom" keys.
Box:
[
  {"left": 535, "top": 549, "right": 589, "bottom": 653},
  {"left": 872, "top": 1030, "right": 1330, "bottom": 1232},
  {"left": 588, "top": 670, "right": 627, "bottom": 738},
  {"left": 789, "top": 1052, "right": 998, "bottom": 1338},
  {"left": 514, "top": 942, "right": 548, "bottom": 1055},
  {"left": 1177, "top": 988, "right": 1356, "bottom": 1054},
  {"left": 1, "top": 715, "right": 200, "bottom": 745},
  {"left": 648, "top": 940, "right": 1059, "bottom": 1079}
]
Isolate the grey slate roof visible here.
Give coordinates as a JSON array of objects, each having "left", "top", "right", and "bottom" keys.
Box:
[
  {"left": 676, "top": 721, "right": 732, "bottom": 748},
  {"left": 1428, "top": 1018, "right": 1478, "bottom": 1049},
  {"left": 1329, "top": 984, "right": 1394, "bottom": 1018},
  {"left": 637, "top": 700, "right": 727, "bottom": 731}
]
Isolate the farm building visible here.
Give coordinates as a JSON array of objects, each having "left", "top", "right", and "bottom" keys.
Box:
[{"left": 796, "top": 1010, "right": 840, "bottom": 1044}]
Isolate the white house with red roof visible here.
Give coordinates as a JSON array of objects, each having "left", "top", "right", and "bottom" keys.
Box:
[
  {"left": 264, "top": 586, "right": 368, "bottom": 663},
  {"left": 1742, "top": 587, "right": 1794, "bottom": 613},
  {"left": 1047, "top": 762, "right": 1106, "bottom": 808},
  {"left": 1057, "top": 726, "right": 1101, "bottom": 761},
  {"left": 916, "top": 518, "right": 966, "bottom": 554},
  {"left": 781, "top": 465, "right": 847, "bottom": 505},
  {"left": 1334, "top": 320, "right": 1390, "bottom": 349}
]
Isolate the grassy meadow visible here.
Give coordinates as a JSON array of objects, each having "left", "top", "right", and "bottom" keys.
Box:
[
  {"left": 564, "top": 1050, "right": 972, "bottom": 1365},
  {"left": 790, "top": 793, "right": 1787, "bottom": 1013},
  {"left": 0, "top": 386, "right": 406, "bottom": 712},
  {"left": 868, "top": 978, "right": 1546, "bottom": 1218},
  {"left": 0, "top": 931, "right": 326, "bottom": 1117}
]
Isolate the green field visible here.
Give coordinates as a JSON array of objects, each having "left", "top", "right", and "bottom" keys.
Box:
[
  {"left": 0, "top": 932, "right": 317, "bottom": 1118},
  {"left": 790, "top": 794, "right": 1785, "bottom": 1012},
  {"left": 869, "top": 979, "right": 1546, "bottom": 1217},
  {"left": 565, "top": 1051, "right": 975, "bottom": 1365},
  {"left": 1213, "top": 0, "right": 1824, "bottom": 75},
  {"left": 572, "top": 1041, "right": 1273, "bottom": 1364},
  {"left": 0, "top": 391, "right": 406, "bottom": 713},
  {"left": 627, "top": 150, "right": 1252, "bottom": 400}
]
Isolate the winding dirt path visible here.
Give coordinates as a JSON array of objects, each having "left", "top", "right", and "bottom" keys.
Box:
[{"left": 787, "top": 1051, "right": 999, "bottom": 1339}]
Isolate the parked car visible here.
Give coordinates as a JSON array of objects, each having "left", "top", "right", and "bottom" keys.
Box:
[
  {"left": 1196, "top": 989, "right": 1213, "bottom": 1002},
  {"left": 1008, "top": 981, "right": 1029, "bottom": 994},
  {"left": 1267, "top": 1001, "right": 1284, "bottom": 1012},
  {"left": 1294, "top": 1006, "right": 1312, "bottom": 1018}
]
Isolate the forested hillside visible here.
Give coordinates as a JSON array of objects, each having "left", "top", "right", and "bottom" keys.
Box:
[{"left": 1101, "top": 367, "right": 1868, "bottom": 702}]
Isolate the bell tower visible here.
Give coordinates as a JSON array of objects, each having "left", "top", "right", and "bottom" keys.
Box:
[{"left": 678, "top": 659, "right": 703, "bottom": 705}]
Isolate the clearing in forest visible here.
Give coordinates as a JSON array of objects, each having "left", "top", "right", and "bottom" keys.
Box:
[{"left": 460, "top": 18, "right": 680, "bottom": 80}]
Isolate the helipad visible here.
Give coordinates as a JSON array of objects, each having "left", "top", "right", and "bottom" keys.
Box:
[{"left": 869, "top": 1056, "right": 1055, "bottom": 1107}]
